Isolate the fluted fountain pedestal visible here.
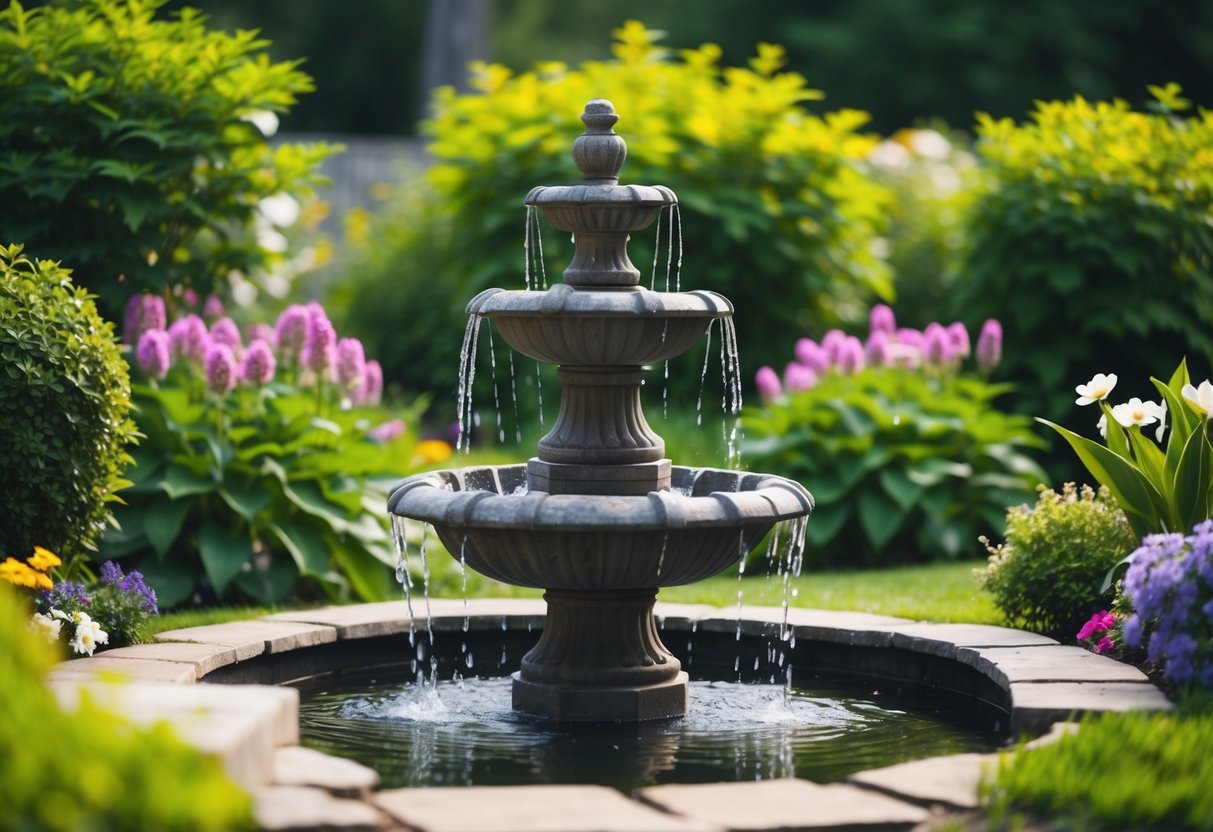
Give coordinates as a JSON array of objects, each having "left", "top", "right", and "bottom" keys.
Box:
[{"left": 512, "top": 589, "right": 688, "bottom": 721}]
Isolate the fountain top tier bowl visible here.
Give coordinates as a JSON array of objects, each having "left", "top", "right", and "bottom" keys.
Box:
[{"left": 387, "top": 98, "right": 813, "bottom": 721}]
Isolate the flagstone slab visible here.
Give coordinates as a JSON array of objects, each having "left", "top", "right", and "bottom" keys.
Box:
[
  {"left": 846, "top": 753, "right": 998, "bottom": 811},
  {"left": 886, "top": 624, "right": 1057, "bottom": 650},
  {"left": 697, "top": 606, "right": 914, "bottom": 646},
  {"left": 1009, "top": 680, "right": 1172, "bottom": 734},
  {"left": 273, "top": 746, "right": 380, "bottom": 797},
  {"left": 959, "top": 646, "right": 1149, "bottom": 685},
  {"left": 254, "top": 785, "right": 387, "bottom": 832},
  {"left": 637, "top": 778, "right": 929, "bottom": 831},
  {"left": 46, "top": 655, "right": 198, "bottom": 684},
  {"left": 96, "top": 641, "right": 242, "bottom": 676},
  {"left": 266, "top": 598, "right": 547, "bottom": 639},
  {"left": 156, "top": 619, "right": 337, "bottom": 656},
  {"left": 375, "top": 784, "right": 722, "bottom": 832}
]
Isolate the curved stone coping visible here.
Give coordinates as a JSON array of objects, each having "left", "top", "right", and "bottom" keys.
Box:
[
  {"left": 525, "top": 182, "right": 676, "bottom": 208},
  {"left": 48, "top": 600, "right": 1172, "bottom": 832},
  {"left": 388, "top": 466, "right": 813, "bottom": 531},
  {"left": 466, "top": 285, "right": 732, "bottom": 319}
]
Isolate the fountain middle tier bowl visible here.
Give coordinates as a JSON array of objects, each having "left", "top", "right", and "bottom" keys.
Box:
[
  {"left": 467, "top": 285, "right": 732, "bottom": 366},
  {"left": 388, "top": 464, "right": 813, "bottom": 590}
]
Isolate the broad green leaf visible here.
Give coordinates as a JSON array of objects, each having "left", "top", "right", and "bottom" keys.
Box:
[
  {"left": 219, "top": 485, "right": 273, "bottom": 522},
  {"left": 268, "top": 520, "right": 330, "bottom": 576},
  {"left": 878, "top": 467, "right": 922, "bottom": 512},
  {"left": 1173, "top": 426, "right": 1212, "bottom": 530},
  {"left": 1126, "top": 427, "right": 1167, "bottom": 499},
  {"left": 198, "top": 523, "right": 253, "bottom": 595},
  {"left": 234, "top": 559, "right": 297, "bottom": 605},
  {"left": 1101, "top": 402, "right": 1131, "bottom": 460},
  {"left": 136, "top": 557, "right": 196, "bottom": 609},
  {"left": 161, "top": 463, "right": 217, "bottom": 498},
  {"left": 805, "top": 504, "right": 849, "bottom": 547},
  {"left": 907, "top": 458, "right": 972, "bottom": 487},
  {"left": 857, "top": 488, "right": 907, "bottom": 550},
  {"left": 284, "top": 480, "right": 351, "bottom": 530},
  {"left": 1153, "top": 378, "right": 1196, "bottom": 479},
  {"left": 145, "top": 497, "right": 191, "bottom": 557},
  {"left": 329, "top": 538, "right": 396, "bottom": 602}
]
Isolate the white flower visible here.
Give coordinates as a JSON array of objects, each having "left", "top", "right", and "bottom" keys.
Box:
[
  {"left": 909, "top": 128, "right": 952, "bottom": 160},
  {"left": 1146, "top": 399, "right": 1167, "bottom": 443},
  {"left": 69, "top": 611, "right": 108, "bottom": 657},
  {"left": 241, "top": 109, "right": 279, "bottom": 137},
  {"left": 1181, "top": 379, "right": 1213, "bottom": 418},
  {"left": 1112, "top": 397, "right": 1158, "bottom": 429},
  {"left": 259, "top": 193, "right": 301, "bottom": 228},
  {"left": 1075, "top": 373, "right": 1118, "bottom": 405},
  {"left": 1097, "top": 412, "right": 1107, "bottom": 439},
  {"left": 28, "top": 612, "right": 62, "bottom": 642},
  {"left": 868, "top": 139, "right": 911, "bottom": 170}
]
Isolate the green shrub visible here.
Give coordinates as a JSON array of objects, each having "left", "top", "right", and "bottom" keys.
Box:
[
  {"left": 336, "top": 21, "right": 893, "bottom": 402},
  {"left": 0, "top": 0, "right": 336, "bottom": 321},
  {"left": 102, "top": 300, "right": 441, "bottom": 607},
  {"left": 984, "top": 710, "right": 1213, "bottom": 831},
  {"left": 0, "top": 583, "right": 253, "bottom": 831},
  {"left": 0, "top": 245, "right": 138, "bottom": 560},
  {"left": 977, "top": 483, "right": 1138, "bottom": 637},
  {"left": 743, "top": 320, "right": 1044, "bottom": 567},
  {"left": 951, "top": 85, "right": 1213, "bottom": 424}
]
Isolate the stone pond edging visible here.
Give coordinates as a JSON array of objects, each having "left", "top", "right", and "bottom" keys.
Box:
[{"left": 47, "top": 599, "right": 1172, "bottom": 832}]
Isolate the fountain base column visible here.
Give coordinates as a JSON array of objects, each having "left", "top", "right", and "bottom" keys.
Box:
[{"left": 513, "top": 588, "right": 689, "bottom": 721}]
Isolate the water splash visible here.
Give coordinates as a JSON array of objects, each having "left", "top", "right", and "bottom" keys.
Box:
[
  {"left": 523, "top": 206, "right": 549, "bottom": 292},
  {"left": 456, "top": 314, "right": 484, "bottom": 452},
  {"left": 506, "top": 347, "right": 522, "bottom": 444},
  {"left": 390, "top": 514, "right": 418, "bottom": 647},
  {"left": 485, "top": 325, "right": 506, "bottom": 444}
]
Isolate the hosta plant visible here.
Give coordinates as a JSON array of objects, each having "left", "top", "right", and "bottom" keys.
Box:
[
  {"left": 744, "top": 306, "right": 1043, "bottom": 567},
  {"left": 103, "top": 297, "right": 440, "bottom": 607}
]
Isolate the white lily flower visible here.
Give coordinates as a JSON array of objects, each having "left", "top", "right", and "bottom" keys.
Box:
[
  {"left": 69, "top": 615, "right": 108, "bottom": 657},
  {"left": 28, "top": 612, "right": 62, "bottom": 642},
  {"left": 1075, "top": 373, "right": 1117, "bottom": 405},
  {"left": 1145, "top": 399, "right": 1167, "bottom": 443},
  {"left": 1112, "top": 397, "right": 1158, "bottom": 429},
  {"left": 1097, "top": 412, "right": 1107, "bottom": 439},
  {"left": 1181, "top": 379, "right": 1213, "bottom": 418}
]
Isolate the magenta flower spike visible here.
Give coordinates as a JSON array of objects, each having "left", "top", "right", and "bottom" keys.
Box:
[
  {"left": 168, "top": 315, "right": 209, "bottom": 365},
  {"left": 248, "top": 322, "right": 278, "bottom": 349},
  {"left": 794, "top": 338, "right": 827, "bottom": 372},
  {"left": 923, "top": 323, "right": 952, "bottom": 368},
  {"left": 275, "top": 304, "right": 309, "bottom": 367},
  {"left": 865, "top": 330, "right": 891, "bottom": 368},
  {"left": 838, "top": 336, "right": 865, "bottom": 374},
  {"left": 976, "top": 319, "right": 1002, "bottom": 373},
  {"left": 755, "top": 366, "right": 782, "bottom": 403},
  {"left": 869, "top": 304, "right": 896, "bottom": 336},
  {"left": 203, "top": 295, "right": 225, "bottom": 320},
  {"left": 947, "top": 322, "right": 970, "bottom": 358},
  {"left": 336, "top": 337, "right": 367, "bottom": 392},
  {"left": 210, "top": 317, "right": 243, "bottom": 355},
  {"left": 355, "top": 360, "right": 384, "bottom": 406},
  {"left": 204, "top": 342, "right": 238, "bottom": 395},
  {"left": 783, "top": 362, "right": 818, "bottom": 392},
  {"left": 369, "top": 419, "right": 406, "bottom": 443},
  {"left": 821, "top": 329, "right": 847, "bottom": 367},
  {"left": 301, "top": 303, "right": 337, "bottom": 378},
  {"left": 135, "top": 329, "right": 171, "bottom": 379},
  {"left": 240, "top": 339, "right": 276, "bottom": 386}
]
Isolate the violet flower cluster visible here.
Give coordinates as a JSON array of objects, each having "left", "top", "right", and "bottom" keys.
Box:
[
  {"left": 124, "top": 293, "right": 384, "bottom": 405},
  {"left": 34, "top": 560, "right": 159, "bottom": 654},
  {"left": 755, "top": 304, "right": 1003, "bottom": 402},
  {"left": 1120, "top": 519, "right": 1213, "bottom": 687}
]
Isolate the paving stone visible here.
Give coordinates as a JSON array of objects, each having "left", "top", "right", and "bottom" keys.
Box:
[
  {"left": 1022, "top": 720, "right": 1079, "bottom": 750},
  {"left": 265, "top": 601, "right": 416, "bottom": 640},
  {"left": 638, "top": 778, "right": 929, "bottom": 831},
  {"left": 47, "top": 655, "right": 197, "bottom": 684},
  {"left": 273, "top": 746, "right": 380, "bottom": 797},
  {"left": 1010, "top": 681, "right": 1172, "bottom": 735},
  {"left": 960, "top": 645, "right": 1149, "bottom": 685},
  {"left": 97, "top": 641, "right": 242, "bottom": 676},
  {"left": 847, "top": 753, "right": 998, "bottom": 811},
  {"left": 697, "top": 606, "right": 913, "bottom": 646},
  {"left": 888, "top": 624, "right": 1057, "bottom": 650},
  {"left": 375, "top": 784, "right": 721, "bottom": 832},
  {"left": 254, "top": 785, "right": 386, "bottom": 832},
  {"left": 155, "top": 619, "right": 336, "bottom": 656}
]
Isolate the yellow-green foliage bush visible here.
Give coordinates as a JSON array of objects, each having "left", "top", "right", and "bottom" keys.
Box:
[
  {"left": 338, "top": 21, "right": 892, "bottom": 402},
  {"left": 952, "top": 85, "right": 1213, "bottom": 423},
  {"left": 0, "top": 583, "right": 253, "bottom": 831}
]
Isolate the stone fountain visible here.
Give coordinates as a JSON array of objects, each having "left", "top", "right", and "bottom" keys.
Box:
[{"left": 388, "top": 99, "right": 813, "bottom": 722}]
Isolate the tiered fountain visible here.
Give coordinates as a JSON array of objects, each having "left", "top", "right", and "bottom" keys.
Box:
[{"left": 388, "top": 99, "right": 813, "bottom": 722}]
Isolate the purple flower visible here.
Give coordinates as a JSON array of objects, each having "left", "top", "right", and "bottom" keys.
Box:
[
  {"left": 204, "top": 343, "right": 238, "bottom": 395},
  {"left": 976, "top": 319, "right": 1002, "bottom": 373},
  {"left": 136, "top": 329, "right": 171, "bottom": 379},
  {"left": 369, "top": 419, "right": 406, "bottom": 443},
  {"left": 239, "top": 339, "right": 276, "bottom": 386},
  {"left": 168, "top": 315, "right": 209, "bottom": 365},
  {"left": 865, "top": 330, "right": 892, "bottom": 368},
  {"left": 821, "top": 329, "right": 848, "bottom": 367},
  {"left": 335, "top": 337, "right": 367, "bottom": 393},
  {"left": 248, "top": 322, "right": 277, "bottom": 349},
  {"left": 301, "top": 303, "right": 336, "bottom": 378},
  {"left": 354, "top": 360, "right": 384, "bottom": 406},
  {"left": 123, "top": 294, "right": 167, "bottom": 344},
  {"left": 923, "top": 323, "right": 953, "bottom": 368},
  {"left": 946, "top": 322, "right": 970, "bottom": 358},
  {"left": 181, "top": 288, "right": 199, "bottom": 309},
  {"left": 794, "top": 338, "right": 827, "bottom": 372},
  {"left": 123, "top": 294, "right": 143, "bottom": 344},
  {"left": 784, "top": 362, "right": 818, "bottom": 392},
  {"left": 44, "top": 580, "right": 89, "bottom": 608},
  {"left": 895, "top": 328, "right": 924, "bottom": 351},
  {"left": 209, "top": 317, "right": 243, "bottom": 355},
  {"left": 869, "top": 304, "right": 896, "bottom": 336},
  {"left": 1122, "top": 614, "right": 1143, "bottom": 647},
  {"left": 275, "top": 305, "right": 309, "bottom": 367},
  {"left": 755, "top": 366, "right": 782, "bottom": 403},
  {"left": 118, "top": 570, "right": 158, "bottom": 614},
  {"left": 99, "top": 560, "right": 123, "bottom": 585},
  {"left": 203, "top": 295, "right": 225, "bottom": 320},
  {"left": 838, "top": 336, "right": 865, "bottom": 374}
]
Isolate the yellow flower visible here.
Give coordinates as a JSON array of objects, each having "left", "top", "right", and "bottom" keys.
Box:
[
  {"left": 0, "top": 557, "right": 44, "bottom": 589},
  {"left": 27, "top": 546, "right": 61, "bottom": 572},
  {"left": 412, "top": 439, "right": 453, "bottom": 467}
]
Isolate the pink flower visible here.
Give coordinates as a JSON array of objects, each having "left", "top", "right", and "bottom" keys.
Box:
[
  {"left": 239, "top": 339, "right": 276, "bottom": 386},
  {"left": 976, "top": 319, "right": 1002, "bottom": 373},
  {"left": 301, "top": 303, "right": 336, "bottom": 378},
  {"left": 821, "top": 329, "right": 847, "bottom": 366},
  {"left": 869, "top": 304, "right": 896, "bottom": 336},
  {"left": 1094, "top": 636, "right": 1114, "bottom": 655},
  {"left": 923, "top": 323, "right": 953, "bottom": 368},
  {"left": 947, "top": 322, "right": 970, "bottom": 358},
  {"left": 1076, "top": 610, "right": 1115, "bottom": 642},
  {"left": 248, "top": 322, "right": 277, "bottom": 349},
  {"left": 353, "top": 360, "right": 384, "bottom": 406},
  {"left": 204, "top": 343, "right": 237, "bottom": 395},
  {"left": 275, "top": 305, "right": 309, "bottom": 367},
  {"left": 794, "top": 338, "right": 827, "bottom": 372},
  {"left": 168, "top": 315, "right": 209, "bottom": 365},
  {"left": 784, "top": 362, "right": 817, "bottom": 392},
  {"left": 209, "top": 317, "right": 243, "bottom": 355},
  {"left": 203, "top": 295, "right": 225, "bottom": 320},
  {"left": 181, "top": 288, "right": 199, "bottom": 309},
  {"left": 369, "top": 419, "right": 406, "bottom": 443},
  {"left": 865, "top": 330, "right": 892, "bottom": 368},
  {"left": 135, "top": 329, "right": 170, "bottom": 379},
  {"left": 755, "top": 366, "right": 782, "bottom": 403},
  {"left": 895, "top": 328, "right": 924, "bottom": 351},
  {"left": 336, "top": 337, "right": 366, "bottom": 393},
  {"left": 123, "top": 293, "right": 167, "bottom": 344},
  {"left": 838, "top": 336, "right": 865, "bottom": 375}
]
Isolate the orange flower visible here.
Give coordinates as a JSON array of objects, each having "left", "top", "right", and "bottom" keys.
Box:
[
  {"left": 27, "top": 546, "right": 61, "bottom": 572},
  {"left": 0, "top": 557, "right": 50, "bottom": 590},
  {"left": 412, "top": 439, "right": 453, "bottom": 467}
]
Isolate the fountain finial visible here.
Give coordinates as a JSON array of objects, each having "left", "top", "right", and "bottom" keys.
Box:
[{"left": 573, "top": 99, "right": 626, "bottom": 182}]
